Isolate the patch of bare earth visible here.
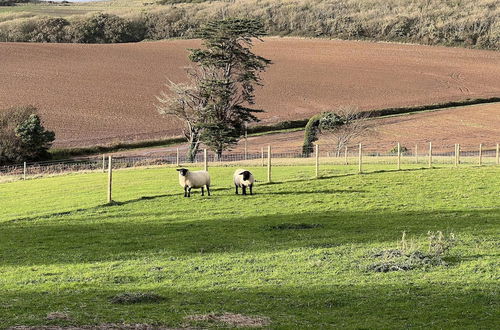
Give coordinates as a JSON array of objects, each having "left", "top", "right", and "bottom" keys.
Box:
[
  {"left": 185, "top": 313, "right": 270, "bottom": 327},
  {"left": 46, "top": 312, "right": 71, "bottom": 321},
  {"left": 1, "top": 38, "right": 499, "bottom": 148}
]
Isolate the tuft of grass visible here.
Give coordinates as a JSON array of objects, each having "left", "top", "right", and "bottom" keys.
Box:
[{"left": 366, "top": 231, "right": 457, "bottom": 272}]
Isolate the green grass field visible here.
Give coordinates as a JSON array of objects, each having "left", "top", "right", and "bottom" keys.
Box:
[
  {"left": 0, "top": 0, "right": 145, "bottom": 18},
  {"left": 0, "top": 165, "right": 498, "bottom": 328}
]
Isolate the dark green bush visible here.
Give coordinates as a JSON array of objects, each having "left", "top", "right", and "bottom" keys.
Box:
[
  {"left": 0, "top": 0, "right": 32, "bottom": 6},
  {"left": 302, "top": 112, "right": 343, "bottom": 156},
  {"left": 302, "top": 114, "right": 323, "bottom": 156},
  {"left": 0, "top": 105, "right": 55, "bottom": 165}
]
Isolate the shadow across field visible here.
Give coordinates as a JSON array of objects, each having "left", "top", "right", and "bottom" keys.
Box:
[{"left": 0, "top": 207, "right": 497, "bottom": 266}]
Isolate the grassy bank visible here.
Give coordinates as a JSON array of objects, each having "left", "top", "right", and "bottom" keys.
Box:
[
  {"left": 0, "top": 165, "right": 498, "bottom": 327},
  {"left": 1, "top": 0, "right": 499, "bottom": 49}
]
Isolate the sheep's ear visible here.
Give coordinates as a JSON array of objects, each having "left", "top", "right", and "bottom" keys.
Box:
[
  {"left": 238, "top": 172, "right": 245, "bottom": 175},
  {"left": 176, "top": 169, "right": 182, "bottom": 171}
]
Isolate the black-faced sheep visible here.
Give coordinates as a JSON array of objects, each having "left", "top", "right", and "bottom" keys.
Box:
[
  {"left": 177, "top": 168, "right": 211, "bottom": 197},
  {"left": 233, "top": 169, "right": 255, "bottom": 195}
]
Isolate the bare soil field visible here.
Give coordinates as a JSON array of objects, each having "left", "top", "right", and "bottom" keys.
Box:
[
  {"left": 239, "top": 103, "right": 500, "bottom": 154},
  {"left": 109, "top": 103, "right": 500, "bottom": 157},
  {"left": 1, "top": 38, "right": 499, "bottom": 148}
]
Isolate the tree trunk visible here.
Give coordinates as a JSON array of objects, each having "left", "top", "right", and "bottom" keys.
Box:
[
  {"left": 187, "top": 130, "right": 200, "bottom": 162},
  {"left": 215, "top": 148, "right": 223, "bottom": 161}
]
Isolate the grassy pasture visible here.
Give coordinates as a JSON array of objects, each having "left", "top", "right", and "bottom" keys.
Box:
[{"left": 0, "top": 165, "right": 498, "bottom": 328}]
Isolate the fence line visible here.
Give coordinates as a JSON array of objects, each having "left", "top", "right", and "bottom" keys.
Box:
[{"left": 1, "top": 142, "right": 499, "bottom": 183}]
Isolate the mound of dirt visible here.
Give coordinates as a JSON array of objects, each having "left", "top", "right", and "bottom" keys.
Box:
[{"left": 185, "top": 313, "right": 271, "bottom": 327}]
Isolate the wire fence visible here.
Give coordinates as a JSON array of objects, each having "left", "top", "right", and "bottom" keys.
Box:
[{"left": 0, "top": 142, "right": 499, "bottom": 182}]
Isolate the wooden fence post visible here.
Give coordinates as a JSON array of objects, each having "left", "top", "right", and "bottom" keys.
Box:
[
  {"left": 176, "top": 148, "right": 180, "bottom": 166},
  {"left": 496, "top": 143, "right": 499, "bottom": 165},
  {"left": 428, "top": 142, "right": 432, "bottom": 168},
  {"left": 267, "top": 145, "right": 272, "bottom": 183},
  {"left": 479, "top": 144, "right": 482, "bottom": 166},
  {"left": 204, "top": 149, "right": 208, "bottom": 171},
  {"left": 315, "top": 144, "right": 319, "bottom": 178},
  {"left": 397, "top": 142, "right": 401, "bottom": 170},
  {"left": 358, "top": 143, "right": 362, "bottom": 173},
  {"left": 102, "top": 154, "right": 106, "bottom": 173},
  {"left": 261, "top": 147, "right": 264, "bottom": 167},
  {"left": 415, "top": 144, "right": 418, "bottom": 164},
  {"left": 457, "top": 144, "right": 460, "bottom": 165},
  {"left": 23, "top": 161, "right": 26, "bottom": 180},
  {"left": 344, "top": 146, "right": 348, "bottom": 165},
  {"left": 454, "top": 144, "right": 458, "bottom": 167},
  {"left": 107, "top": 156, "right": 113, "bottom": 204},
  {"left": 244, "top": 126, "right": 248, "bottom": 161}
]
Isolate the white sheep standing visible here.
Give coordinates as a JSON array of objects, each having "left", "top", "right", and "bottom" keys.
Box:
[
  {"left": 233, "top": 169, "right": 255, "bottom": 195},
  {"left": 177, "top": 168, "right": 211, "bottom": 197}
]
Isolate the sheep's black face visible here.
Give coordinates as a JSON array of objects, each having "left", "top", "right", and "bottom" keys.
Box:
[
  {"left": 177, "top": 168, "right": 189, "bottom": 176},
  {"left": 239, "top": 171, "right": 251, "bottom": 181}
]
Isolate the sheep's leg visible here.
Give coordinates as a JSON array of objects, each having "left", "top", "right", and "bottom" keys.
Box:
[
  {"left": 249, "top": 184, "right": 253, "bottom": 195},
  {"left": 242, "top": 186, "right": 247, "bottom": 195},
  {"left": 183, "top": 186, "right": 188, "bottom": 197},
  {"left": 187, "top": 187, "right": 192, "bottom": 197},
  {"left": 201, "top": 186, "right": 205, "bottom": 196},
  {"left": 206, "top": 185, "right": 211, "bottom": 196},
  {"left": 235, "top": 184, "right": 239, "bottom": 195}
]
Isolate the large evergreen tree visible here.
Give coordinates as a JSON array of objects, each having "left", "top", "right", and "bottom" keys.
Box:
[
  {"left": 190, "top": 18, "right": 271, "bottom": 158},
  {"left": 158, "top": 18, "right": 271, "bottom": 161}
]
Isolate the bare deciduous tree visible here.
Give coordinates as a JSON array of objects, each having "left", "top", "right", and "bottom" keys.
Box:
[
  {"left": 156, "top": 70, "right": 207, "bottom": 162},
  {"left": 321, "top": 106, "right": 372, "bottom": 156}
]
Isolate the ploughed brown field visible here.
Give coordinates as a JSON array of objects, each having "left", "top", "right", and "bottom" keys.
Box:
[
  {"left": 236, "top": 102, "right": 500, "bottom": 153},
  {"left": 1, "top": 38, "right": 500, "bottom": 148}
]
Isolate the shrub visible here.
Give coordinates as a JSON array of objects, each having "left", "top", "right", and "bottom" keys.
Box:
[
  {"left": 302, "top": 113, "right": 324, "bottom": 156},
  {"left": 0, "top": 105, "right": 55, "bottom": 165},
  {"left": 69, "top": 13, "right": 144, "bottom": 43},
  {"left": 27, "top": 17, "right": 70, "bottom": 42},
  {"left": 389, "top": 145, "right": 409, "bottom": 155},
  {"left": 0, "top": 0, "right": 32, "bottom": 6}
]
